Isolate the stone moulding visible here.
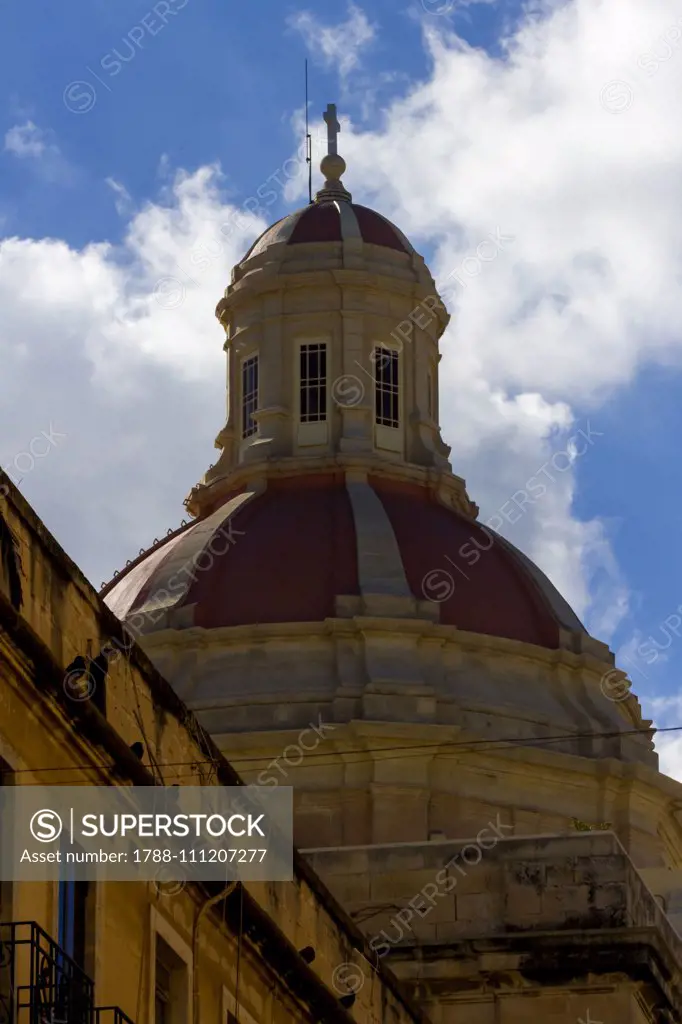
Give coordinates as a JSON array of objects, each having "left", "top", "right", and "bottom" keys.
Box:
[{"left": 303, "top": 832, "right": 682, "bottom": 1018}]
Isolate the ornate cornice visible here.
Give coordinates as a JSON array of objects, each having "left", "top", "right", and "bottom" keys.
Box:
[{"left": 185, "top": 454, "right": 476, "bottom": 520}]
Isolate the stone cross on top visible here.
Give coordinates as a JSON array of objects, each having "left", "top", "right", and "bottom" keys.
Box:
[
  {"left": 323, "top": 103, "right": 340, "bottom": 156},
  {"left": 316, "top": 102, "right": 350, "bottom": 202}
]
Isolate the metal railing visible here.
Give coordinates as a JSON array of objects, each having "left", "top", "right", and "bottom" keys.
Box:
[
  {"left": 0, "top": 921, "right": 93, "bottom": 1024},
  {"left": 0, "top": 923, "right": 134, "bottom": 1024},
  {"left": 93, "top": 1010, "right": 136, "bottom": 1024}
]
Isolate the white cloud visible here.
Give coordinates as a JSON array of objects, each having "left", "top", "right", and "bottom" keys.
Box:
[
  {"left": 289, "top": 3, "right": 375, "bottom": 77},
  {"left": 5, "top": 0, "right": 682, "bottom": 659},
  {"left": 106, "top": 178, "right": 134, "bottom": 217},
  {"left": 4, "top": 121, "right": 51, "bottom": 159},
  {"left": 656, "top": 735, "right": 682, "bottom": 781},
  {"left": 420, "top": 0, "right": 500, "bottom": 16},
  {"left": 0, "top": 167, "right": 267, "bottom": 587},
  {"left": 648, "top": 697, "right": 682, "bottom": 781},
  {"left": 282, "top": 0, "right": 682, "bottom": 631},
  {"left": 3, "top": 120, "right": 70, "bottom": 183}
]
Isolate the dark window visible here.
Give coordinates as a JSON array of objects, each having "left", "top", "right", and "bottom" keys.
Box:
[
  {"left": 58, "top": 874, "right": 88, "bottom": 969},
  {"left": 155, "top": 958, "right": 171, "bottom": 1024},
  {"left": 0, "top": 760, "right": 11, "bottom": 920},
  {"left": 241, "top": 356, "right": 259, "bottom": 439},
  {"left": 300, "top": 343, "right": 327, "bottom": 422},
  {"left": 0, "top": 513, "right": 22, "bottom": 609},
  {"left": 374, "top": 347, "right": 399, "bottom": 428},
  {"left": 155, "top": 934, "right": 185, "bottom": 1024}
]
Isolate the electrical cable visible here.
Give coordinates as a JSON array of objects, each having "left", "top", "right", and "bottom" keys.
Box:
[{"left": 1, "top": 721, "right": 676, "bottom": 779}]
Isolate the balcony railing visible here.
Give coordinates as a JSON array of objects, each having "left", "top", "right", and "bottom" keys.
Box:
[
  {"left": 0, "top": 920, "right": 93, "bottom": 1024},
  {"left": 93, "top": 1011, "right": 135, "bottom": 1024},
  {"left": 0, "top": 923, "right": 134, "bottom": 1024}
]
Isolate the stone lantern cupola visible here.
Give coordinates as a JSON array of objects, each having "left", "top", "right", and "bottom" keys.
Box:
[{"left": 186, "top": 103, "right": 456, "bottom": 520}]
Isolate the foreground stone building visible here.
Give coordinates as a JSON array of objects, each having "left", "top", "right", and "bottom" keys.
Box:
[
  {"left": 100, "top": 106, "right": 682, "bottom": 1021},
  {"left": 0, "top": 473, "right": 421, "bottom": 1024}
]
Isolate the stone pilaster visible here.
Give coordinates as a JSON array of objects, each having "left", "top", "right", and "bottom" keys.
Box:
[
  {"left": 335, "top": 307, "right": 371, "bottom": 453},
  {"left": 369, "top": 782, "right": 430, "bottom": 844}
]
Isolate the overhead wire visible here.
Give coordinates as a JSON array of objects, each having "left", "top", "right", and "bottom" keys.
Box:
[{"left": 1, "top": 721, "right": 678, "bottom": 781}]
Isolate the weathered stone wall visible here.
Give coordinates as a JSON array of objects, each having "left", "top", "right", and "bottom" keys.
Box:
[
  {"left": 305, "top": 832, "right": 682, "bottom": 1023},
  {"left": 153, "top": 701, "right": 679, "bottom": 871}
]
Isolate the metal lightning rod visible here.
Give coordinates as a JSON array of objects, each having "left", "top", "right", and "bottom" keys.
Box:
[{"left": 305, "top": 59, "right": 312, "bottom": 204}]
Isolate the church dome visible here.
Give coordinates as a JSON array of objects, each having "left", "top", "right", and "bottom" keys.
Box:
[
  {"left": 242, "top": 200, "right": 415, "bottom": 262},
  {"left": 102, "top": 102, "right": 649, "bottom": 780},
  {"left": 103, "top": 471, "right": 583, "bottom": 651}
]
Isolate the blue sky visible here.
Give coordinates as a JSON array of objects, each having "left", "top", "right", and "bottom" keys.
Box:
[
  {"left": 0, "top": 0, "right": 516, "bottom": 246},
  {"left": 3, "top": 0, "right": 682, "bottom": 766}
]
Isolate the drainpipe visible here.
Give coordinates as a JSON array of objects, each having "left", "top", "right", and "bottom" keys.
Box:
[{"left": 192, "top": 881, "right": 239, "bottom": 1024}]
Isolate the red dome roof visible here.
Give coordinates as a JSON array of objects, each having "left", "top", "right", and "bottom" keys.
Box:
[
  {"left": 103, "top": 473, "right": 583, "bottom": 650},
  {"left": 242, "top": 201, "right": 414, "bottom": 262}
]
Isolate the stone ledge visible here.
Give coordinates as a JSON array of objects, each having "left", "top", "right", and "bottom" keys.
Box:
[
  {"left": 387, "top": 931, "right": 681, "bottom": 1019},
  {"left": 306, "top": 831, "right": 682, "bottom": 1012}
]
